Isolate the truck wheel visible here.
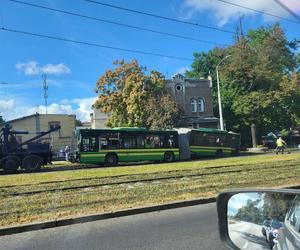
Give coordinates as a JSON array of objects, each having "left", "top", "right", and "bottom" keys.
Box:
[
  {"left": 164, "top": 151, "right": 175, "bottom": 162},
  {"left": 3, "top": 156, "right": 20, "bottom": 174},
  {"left": 105, "top": 154, "right": 118, "bottom": 166},
  {"left": 22, "top": 155, "right": 43, "bottom": 172}
]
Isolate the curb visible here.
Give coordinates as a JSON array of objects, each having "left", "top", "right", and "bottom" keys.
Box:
[{"left": 0, "top": 197, "right": 216, "bottom": 236}]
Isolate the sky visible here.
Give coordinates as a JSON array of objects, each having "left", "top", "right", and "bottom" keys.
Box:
[
  {"left": 1, "top": 0, "right": 300, "bottom": 122},
  {"left": 228, "top": 192, "right": 262, "bottom": 216}
]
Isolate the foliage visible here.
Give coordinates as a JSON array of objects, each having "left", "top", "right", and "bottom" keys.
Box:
[
  {"left": 0, "top": 116, "right": 4, "bottom": 124},
  {"left": 75, "top": 119, "right": 83, "bottom": 127},
  {"left": 94, "top": 60, "right": 181, "bottom": 129},
  {"left": 234, "top": 193, "right": 291, "bottom": 223},
  {"left": 145, "top": 94, "right": 183, "bottom": 129},
  {"left": 234, "top": 199, "right": 262, "bottom": 223},
  {"left": 261, "top": 193, "right": 289, "bottom": 222},
  {"left": 187, "top": 24, "right": 300, "bottom": 146}
]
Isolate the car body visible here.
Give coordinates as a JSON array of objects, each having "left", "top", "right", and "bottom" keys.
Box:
[
  {"left": 262, "top": 219, "right": 271, "bottom": 236},
  {"left": 264, "top": 220, "right": 283, "bottom": 248},
  {"left": 273, "top": 195, "right": 300, "bottom": 250},
  {"left": 262, "top": 136, "right": 277, "bottom": 149}
]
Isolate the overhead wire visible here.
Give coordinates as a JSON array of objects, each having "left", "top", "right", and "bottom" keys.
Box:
[
  {"left": 0, "top": 27, "right": 194, "bottom": 61},
  {"left": 273, "top": 0, "right": 300, "bottom": 22},
  {"left": 214, "top": 0, "right": 300, "bottom": 24},
  {"left": 84, "top": 0, "right": 236, "bottom": 34},
  {"left": 6, "top": 0, "right": 228, "bottom": 46}
]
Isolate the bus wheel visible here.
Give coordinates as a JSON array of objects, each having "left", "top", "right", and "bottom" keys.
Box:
[
  {"left": 2, "top": 156, "right": 20, "bottom": 174},
  {"left": 22, "top": 155, "right": 43, "bottom": 172},
  {"left": 216, "top": 149, "right": 223, "bottom": 157},
  {"left": 105, "top": 154, "right": 118, "bottom": 166},
  {"left": 164, "top": 151, "right": 175, "bottom": 162}
]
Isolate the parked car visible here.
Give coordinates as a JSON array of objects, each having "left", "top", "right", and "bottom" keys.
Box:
[
  {"left": 265, "top": 220, "right": 283, "bottom": 248},
  {"left": 262, "top": 219, "right": 271, "bottom": 236},
  {"left": 261, "top": 133, "right": 277, "bottom": 149},
  {"left": 274, "top": 195, "right": 300, "bottom": 250}
]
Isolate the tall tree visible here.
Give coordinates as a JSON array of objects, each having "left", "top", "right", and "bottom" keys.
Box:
[
  {"left": 187, "top": 24, "right": 300, "bottom": 147},
  {"left": 0, "top": 116, "right": 4, "bottom": 124},
  {"left": 94, "top": 60, "right": 181, "bottom": 129},
  {"left": 75, "top": 119, "right": 83, "bottom": 127}
]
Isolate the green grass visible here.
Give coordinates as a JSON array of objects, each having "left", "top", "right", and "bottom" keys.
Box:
[{"left": 0, "top": 153, "right": 299, "bottom": 227}]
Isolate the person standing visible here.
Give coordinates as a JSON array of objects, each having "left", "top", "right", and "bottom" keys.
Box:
[
  {"left": 65, "top": 145, "right": 70, "bottom": 161},
  {"left": 275, "top": 137, "right": 287, "bottom": 154}
]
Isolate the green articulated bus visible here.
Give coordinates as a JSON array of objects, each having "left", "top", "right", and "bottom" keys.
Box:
[
  {"left": 75, "top": 127, "right": 179, "bottom": 165},
  {"left": 187, "top": 128, "right": 241, "bottom": 158}
]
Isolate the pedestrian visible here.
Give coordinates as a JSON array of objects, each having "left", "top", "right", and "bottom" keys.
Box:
[
  {"left": 275, "top": 137, "right": 287, "bottom": 155},
  {"left": 65, "top": 145, "right": 70, "bottom": 161}
]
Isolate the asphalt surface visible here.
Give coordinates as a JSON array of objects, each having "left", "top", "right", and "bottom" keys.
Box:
[
  {"left": 229, "top": 221, "right": 270, "bottom": 250},
  {"left": 0, "top": 203, "right": 227, "bottom": 250}
]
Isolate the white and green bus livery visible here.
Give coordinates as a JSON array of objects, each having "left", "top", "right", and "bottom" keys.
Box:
[
  {"left": 75, "top": 127, "right": 179, "bottom": 165},
  {"left": 74, "top": 127, "right": 241, "bottom": 165}
]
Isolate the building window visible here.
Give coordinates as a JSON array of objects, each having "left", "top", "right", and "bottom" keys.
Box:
[
  {"left": 175, "top": 84, "right": 182, "bottom": 91},
  {"left": 191, "top": 99, "right": 197, "bottom": 113},
  {"left": 48, "top": 121, "right": 61, "bottom": 130},
  {"left": 198, "top": 98, "right": 205, "bottom": 112}
]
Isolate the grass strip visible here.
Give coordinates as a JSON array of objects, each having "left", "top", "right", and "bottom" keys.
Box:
[{"left": 0, "top": 153, "right": 299, "bottom": 227}]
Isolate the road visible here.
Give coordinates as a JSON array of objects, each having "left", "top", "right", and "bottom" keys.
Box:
[
  {"left": 229, "top": 221, "right": 270, "bottom": 250},
  {"left": 0, "top": 203, "right": 226, "bottom": 250}
]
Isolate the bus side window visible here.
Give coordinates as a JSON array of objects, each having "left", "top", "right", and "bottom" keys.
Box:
[
  {"left": 160, "top": 135, "right": 166, "bottom": 148},
  {"left": 196, "top": 132, "right": 208, "bottom": 146},
  {"left": 145, "top": 136, "right": 160, "bottom": 148},
  {"left": 122, "top": 136, "right": 137, "bottom": 149},
  {"left": 145, "top": 136, "right": 153, "bottom": 148},
  {"left": 137, "top": 136, "right": 145, "bottom": 149},
  {"left": 99, "top": 137, "right": 108, "bottom": 150},
  {"left": 208, "top": 136, "right": 216, "bottom": 147},
  {"left": 108, "top": 139, "right": 119, "bottom": 149},
  {"left": 168, "top": 135, "right": 175, "bottom": 148},
  {"left": 82, "top": 136, "right": 97, "bottom": 152},
  {"left": 153, "top": 136, "right": 160, "bottom": 148},
  {"left": 82, "top": 138, "right": 89, "bottom": 152}
]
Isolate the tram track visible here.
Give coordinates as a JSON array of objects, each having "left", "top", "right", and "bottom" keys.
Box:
[
  {"left": 1, "top": 162, "right": 299, "bottom": 197},
  {"left": 1, "top": 159, "right": 297, "bottom": 189}
]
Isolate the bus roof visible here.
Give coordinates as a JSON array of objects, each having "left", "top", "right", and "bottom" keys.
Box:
[
  {"left": 78, "top": 127, "right": 177, "bottom": 133},
  {"left": 112, "top": 127, "right": 147, "bottom": 132},
  {"left": 192, "top": 127, "right": 239, "bottom": 135},
  {"left": 112, "top": 127, "right": 177, "bottom": 133}
]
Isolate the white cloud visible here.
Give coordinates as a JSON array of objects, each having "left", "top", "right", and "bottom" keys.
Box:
[
  {"left": 175, "top": 67, "right": 190, "bottom": 75},
  {"left": 26, "top": 103, "right": 74, "bottom": 117},
  {"left": 0, "top": 97, "right": 97, "bottom": 122},
  {"left": 41, "top": 63, "right": 71, "bottom": 75},
  {"left": 16, "top": 61, "right": 40, "bottom": 75},
  {"left": 182, "top": 0, "right": 295, "bottom": 26},
  {"left": 16, "top": 61, "right": 71, "bottom": 76},
  {"left": 0, "top": 99, "right": 15, "bottom": 112},
  {"left": 71, "top": 97, "right": 97, "bottom": 121}
]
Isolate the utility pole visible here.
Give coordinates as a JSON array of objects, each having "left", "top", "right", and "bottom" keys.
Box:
[
  {"left": 216, "top": 55, "right": 231, "bottom": 130},
  {"left": 42, "top": 74, "right": 48, "bottom": 115}
]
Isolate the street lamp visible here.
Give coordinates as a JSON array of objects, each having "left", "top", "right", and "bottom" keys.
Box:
[{"left": 216, "top": 55, "right": 231, "bottom": 130}]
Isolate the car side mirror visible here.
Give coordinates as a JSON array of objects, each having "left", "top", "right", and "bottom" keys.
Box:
[{"left": 217, "top": 189, "right": 300, "bottom": 250}]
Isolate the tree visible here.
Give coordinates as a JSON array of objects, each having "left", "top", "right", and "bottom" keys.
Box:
[
  {"left": 94, "top": 60, "right": 181, "bottom": 129},
  {"left": 0, "top": 116, "right": 4, "bottom": 124},
  {"left": 187, "top": 24, "right": 300, "bottom": 147},
  {"left": 145, "top": 95, "right": 182, "bottom": 129},
  {"left": 75, "top": 119, "right": 83, "bottom": 127},
  {"left": 234, "top": 199, "right": 262, "bottom": 224}
]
